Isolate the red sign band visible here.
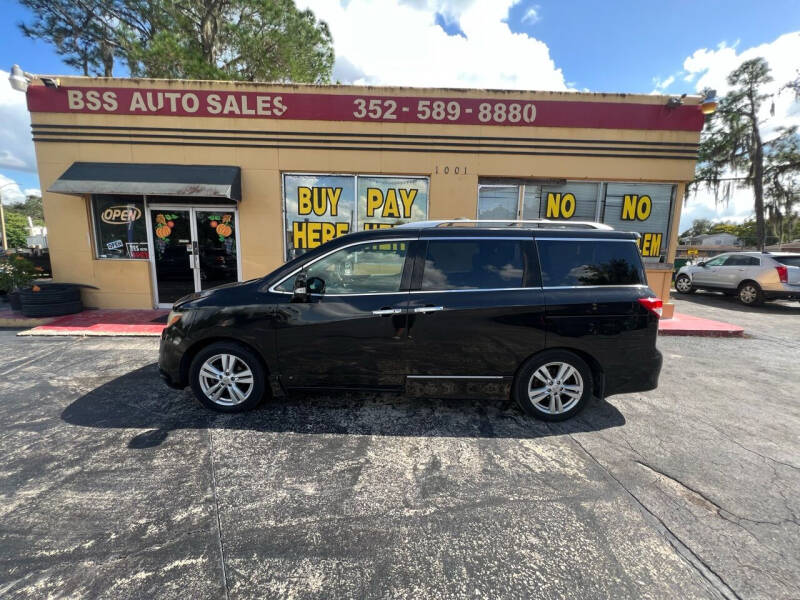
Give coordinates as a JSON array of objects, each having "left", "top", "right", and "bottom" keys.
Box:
[{"left": 27, "top": 86, "right": 705, "bottom": 131}]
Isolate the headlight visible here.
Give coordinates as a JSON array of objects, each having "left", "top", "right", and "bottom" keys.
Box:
[{"left": 166, "top": 310, "right": 182, "bottom": 328}]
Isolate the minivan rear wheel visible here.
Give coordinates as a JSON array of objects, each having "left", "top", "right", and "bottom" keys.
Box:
[
  {"left": 514, "top": 350, "right": 593, "bottom": 421},
  {"left": 189, "top": 342, "right": 266, "bottom": 412}
]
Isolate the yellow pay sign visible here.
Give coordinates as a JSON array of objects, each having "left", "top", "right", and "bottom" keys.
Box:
[{"left": 366, "top": 188, "right": 418, "bottom": 218}]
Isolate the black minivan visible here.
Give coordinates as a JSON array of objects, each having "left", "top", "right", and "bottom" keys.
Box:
[{"left": 159, "top": 220, "right": 663, "bottom": 421}]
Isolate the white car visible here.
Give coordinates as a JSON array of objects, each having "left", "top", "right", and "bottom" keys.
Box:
[{"left": 675, "top": 252, "right": 800, "bottom": 306}]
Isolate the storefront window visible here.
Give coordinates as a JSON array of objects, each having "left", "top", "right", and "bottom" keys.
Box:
[
  {"left": 476, "top": 180, "right": 673, "bottom": 261},
  {"left": 477, "top": 186, "right": 519, "bottom": 220},
  {"left": 357, "top": 176, "right": 428, "bottom": 231},
  {"left": 537, "top": 182, "right": 600, "bottom": 221},
  {"left": 283, "top": 174, "right": 355, "bottom": 261},
  {"left": 283, "top": 173, "right": 428, "bottom": 261},
  {"left": 603, "top": 183, "right": 673, "bottom": 261},
  {"left": 91, "top": 195, "right": 149, "bottom": 259}
]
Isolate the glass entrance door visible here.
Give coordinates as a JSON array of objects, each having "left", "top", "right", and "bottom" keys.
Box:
[
  {"left": 150, "top": 208, "right": 195, "bottom": 304},
  {"left": 148, "top": 205, "right": 240, "bottom": 307}
]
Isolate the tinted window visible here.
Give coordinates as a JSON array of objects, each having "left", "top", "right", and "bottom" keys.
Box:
[
  {"left": 537, "top": 239, "right": 644, "bottom": 287},
  {"left": 773, "top": 256, "right": 800, "bottom": 267},
  {"left": 92, "top": 195, "right": 149, "bottom": 259},
  {"left": 277, "top": 241, "right": 407, "bottom": 294},
  {"left": 724, "top": 255, "right": 760, "bottom": 266},
  {"left": 704, "top": 255, "right": 728, "bottom": 267},
  {"left": 421, "top": 240, "right": 529, "bottom": 290}
]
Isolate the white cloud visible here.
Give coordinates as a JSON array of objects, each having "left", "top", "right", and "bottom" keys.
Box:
[
  {"left": 650, "top": 74, "right": 676, "bottom": 95},
  {"left": 0, "top": 70, "right": 37, "bottom": 173},
  {"left": 522, "top": 6, "right": 541, "bottom": 25},
  {"left": 297, "top": 0, "right": 567, "bottom": 90},
  {"left": 0, "top": 174, "right": 28, "bottom": 205},
  {"left": 680, "top": 183, "right": 756, "bottom": 233},
  {"left": 682, "top": 32, "right": 800, "bottom": 136}
]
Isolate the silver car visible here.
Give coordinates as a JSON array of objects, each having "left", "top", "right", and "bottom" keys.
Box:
[{"left": 675, "top": 252, "right": 800, "bottom": 306}]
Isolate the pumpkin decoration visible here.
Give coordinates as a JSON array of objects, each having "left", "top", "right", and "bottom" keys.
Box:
[
  {"left": 216, "top": 223, "right": 232, "bottom": 238},
  {"left": 221, "top": 214, "right": 231, "bottom": 224},
  {"left": 156, "top": 224, "right": 172, "bottom": 239},
  {"left": 155, "top": 214, "right": 166, "bottom": 225},
  {"left": 210, "top": 220, "right": 218, "bottom": 228}
]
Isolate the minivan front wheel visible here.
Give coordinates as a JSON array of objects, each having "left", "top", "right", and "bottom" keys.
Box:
[
  {"left": 189, "top": 342, "right": 266, "bottom": 412},
  {"left": 514, "top": 351, "right": 593, "bottom": 421}
]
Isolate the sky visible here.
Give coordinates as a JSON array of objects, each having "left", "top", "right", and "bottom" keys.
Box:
[{"left": 1, "top": 0, "right": 799, "bottom": 233}]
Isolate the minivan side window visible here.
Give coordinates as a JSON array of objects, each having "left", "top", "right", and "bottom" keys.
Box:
[
  {"left": 537, "top": 239, "right": 644, "bottom": 287},
  {"left": 420, "top": 239, "right": 533, "bottom": 290},
  {"left": 276, "top": 242, "right": 408, "bottom": 294}
]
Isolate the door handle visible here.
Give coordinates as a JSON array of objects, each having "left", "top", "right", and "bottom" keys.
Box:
[
  {"left": 372, "top": 308, "right": 403, "bottom": 316},
  {"left": 413, "top": 306, "right": 444, "bottom": 313}
]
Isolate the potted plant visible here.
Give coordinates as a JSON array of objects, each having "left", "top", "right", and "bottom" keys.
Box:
[{"left": 0, "top": 255, "right": 38, "bottom": 311}]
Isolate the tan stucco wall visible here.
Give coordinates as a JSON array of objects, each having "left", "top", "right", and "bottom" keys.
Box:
[{"left": 30, "top": 78, "right": 701, "bottom": 309}]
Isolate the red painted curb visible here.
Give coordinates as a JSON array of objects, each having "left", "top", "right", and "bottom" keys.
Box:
[{"left": 658, "top": 312, "right": 744, "bottom": 337}]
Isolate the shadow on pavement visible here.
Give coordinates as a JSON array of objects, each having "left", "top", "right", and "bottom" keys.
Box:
[
  {"left": 61, "top": 363, "right": 626, "bottom": 448},
  {"left": 673, "top": 290, "right": 800, "bottom": 314}
]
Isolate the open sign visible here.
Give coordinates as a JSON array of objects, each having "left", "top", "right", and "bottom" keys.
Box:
[{"left": 101, "top": 205, "right": 142, "bottom": 224}]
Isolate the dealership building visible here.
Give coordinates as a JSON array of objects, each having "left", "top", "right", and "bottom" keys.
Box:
[{"left": 24, "top": 77, "right": 705, "bottom": 317}]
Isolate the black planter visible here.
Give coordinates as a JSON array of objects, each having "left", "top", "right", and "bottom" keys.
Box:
[
  {"left": 19, "top": 284, "right": 84, "bottom": 317},
  {"left": 8, "top": 290, "right": 22, "bottom": 311}
]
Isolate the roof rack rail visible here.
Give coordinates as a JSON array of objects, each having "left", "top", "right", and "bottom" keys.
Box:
[{"left": 396, "top": 219, "right": 614, "bottom": 230}]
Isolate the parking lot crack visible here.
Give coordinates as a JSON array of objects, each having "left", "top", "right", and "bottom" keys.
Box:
[
  {"left": 635, "top": 460, "right": 798, "bottom": 528},
  {"left": 564, "top": 433, "right": 742, "bottom": 600},
  {"left": 207, "top": 428, "right": 231, "bottom": 600}
]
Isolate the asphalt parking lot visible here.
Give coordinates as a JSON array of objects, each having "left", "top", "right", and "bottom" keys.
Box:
[{"left": 1, "top": 299, "right": 799, "bottom": 599}]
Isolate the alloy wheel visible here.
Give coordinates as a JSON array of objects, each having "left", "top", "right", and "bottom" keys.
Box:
[
  {"left": 739, "top": 285, "right": 757, "bottom": 305},
  {"left": 675, "top": 276, "right": 692, "bottom": 292},
  {"left": 527, "top": 361, "right": 584, "bottom": 415},
  {"left": 198, "top": 353, "right": 255, "bottom": 406}
]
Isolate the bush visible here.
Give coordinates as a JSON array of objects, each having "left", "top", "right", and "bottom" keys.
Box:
[{"left": 0, "top": 255, "right": 38, "bottom": 292}]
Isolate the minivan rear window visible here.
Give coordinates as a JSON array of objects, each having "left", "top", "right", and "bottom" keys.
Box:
[
  {"left": 537, "top": 239, "right": 645, "bottom": 287},
  {"left": 774, "top": 256, "right": 800, "bottom": 267},
  {"left": 420, "top": 239, "right": 531, "bottom": 290}
]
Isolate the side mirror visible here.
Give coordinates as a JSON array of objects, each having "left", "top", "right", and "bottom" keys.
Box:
[
  {"left": 307, "top": 276, "right": 325, "bottom": 295},
  {"left": 291, "top": 271, "right": 309, "bottom": 303},
  {"left": 698, "top": 261, "right": 706, "bottom": 267}
]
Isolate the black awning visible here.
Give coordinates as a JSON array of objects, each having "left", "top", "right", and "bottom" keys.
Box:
[{"left": 49, "top": 162, "right": 242, "bottom": 201}]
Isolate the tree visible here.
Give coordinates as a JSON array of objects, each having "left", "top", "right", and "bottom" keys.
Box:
[
  {"left": 694, "top": 58, "right": 773, "bottom": 250},
  {"left": 2, "top": 212, "right": 30, "bottom": 249},
  {"left": 18, "top": 0, "right": 335, "bottom": 83},
  {"left": 680, "top": 218, "right": 713, "bottom": 239},
  {"left": 694, "top": 58, "right": 800, "bottom": 250},
  {"left": 7, "top": 195, "right": 45, "bottom": 226},
  {"left": 19, "top": 0, "right": 116, "bottom": 76}
]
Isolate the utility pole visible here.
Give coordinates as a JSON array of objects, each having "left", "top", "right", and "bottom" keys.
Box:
[{"left": 0, "top": 183, "right": 14, "bottom": 251}]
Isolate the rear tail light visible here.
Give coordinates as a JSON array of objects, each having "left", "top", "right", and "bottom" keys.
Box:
[
  {"left": 638, "top": 297, "right": 663, "bottom": 319},
  {"left": 776, "top": 265, "right": 788, "bottom": 283}
]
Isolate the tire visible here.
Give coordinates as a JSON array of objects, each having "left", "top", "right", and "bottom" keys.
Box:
[
  {"left": 21, "top": 299, "right": 83, "bottom": 317},
  {"left": 514, "top": 350, "right": 593, "bottom": 421},
  {"left": 19, "top": 284, "right": 81, "bottom": 305},
  {"left": 189, "top": 342, "right": 266, "bottom": 412},
  {"left": 674, "top": 274, "right": 694, "bottom": 294},
  {"left": 737, "top": 281, "right": 764, "bottom": 306}
]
